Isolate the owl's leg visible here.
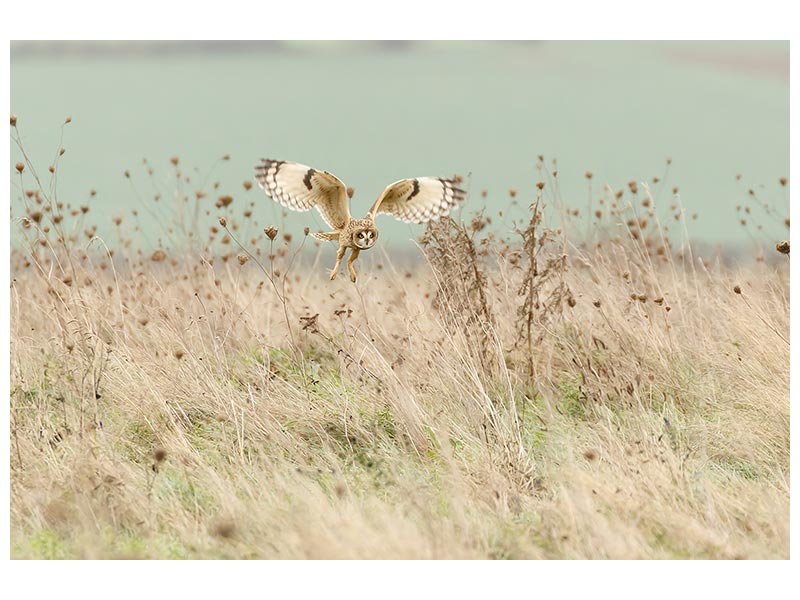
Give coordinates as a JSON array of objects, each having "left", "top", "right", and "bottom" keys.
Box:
[
  {"left": 330, "top": 245, "right": 347, "bottom": 280},
  {"left": 347, "top": 248, "right": 361, "bottom": 283}
]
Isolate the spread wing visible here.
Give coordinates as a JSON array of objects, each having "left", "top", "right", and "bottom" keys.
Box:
[
  {"left": 368, "top": 177, "right": 466, "bottom": 224},
  {"left": 254, "top": 159, "right": 351, "bottom": 230}
]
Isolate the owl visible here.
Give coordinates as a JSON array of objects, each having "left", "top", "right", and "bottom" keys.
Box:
[{"left": 254, "top": 159, "right": 467, "bottom": 282}]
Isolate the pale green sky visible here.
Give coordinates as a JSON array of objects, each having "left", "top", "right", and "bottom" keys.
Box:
[{"left": 10, "top": 41, "right": 789, "bottom": 250}]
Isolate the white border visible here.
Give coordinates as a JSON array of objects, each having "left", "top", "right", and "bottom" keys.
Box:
[{"left": 1, "top": 1, "right": 796, "bottom": 40}]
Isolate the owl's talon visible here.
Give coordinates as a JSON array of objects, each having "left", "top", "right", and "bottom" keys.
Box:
[
  {"left": 349, "top": 271, "right": 357, "bottom": 283},
  {"left": 329, "top": 270, "right": 338, "bottom": 280}
]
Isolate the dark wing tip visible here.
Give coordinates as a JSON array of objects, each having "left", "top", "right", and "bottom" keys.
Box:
[
  {"left": 439, "top": 177, "right": 467, "bottom": 201},
  {"left": 254, "top": 158, "right": 285, "bottom": 171}
]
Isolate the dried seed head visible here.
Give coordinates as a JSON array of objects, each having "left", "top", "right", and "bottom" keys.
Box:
[
  {"left": 243, "top": 180, "right": 253, "bottom": 190},
  {"left": 15, "top": 162, "right": 24, "bottom": 173},
  {"left": 10, "top": 114, "right": 18, "bottom": 127},
  {"left": 218, "top": 216, "right": 227, "bottom": 227},
  {"left": 237, "top": 254, "right": 249, "bottom": 265},
  {"left": 583, "top": 449, "right": 598, "bottom": 461},
  {"left": 347, "top": 187, "right": 355, "bottom": 199},
  {"left": 216, "top": 195, "right": 233, "bottom": 208},
  {"left": 628, "top": 180, "right": 638, "bottom": 194},
  {"left": 776, "top": 240, "right": 789, "bottom": 255},
  {"left": 303, "top": 226, "right": 310, "bottom": 236},
  {"left": 584, "top": 171, "right": 593, "bottom": 180},
  {"left": 733, "top": 285, "right": 742, "bottom": 294},
  {"left": 212, "top": 519, "right": 237, "bottom": 539},
  {"left": 59, "top": 148, "right": 65, "bottom": 156},
  {"left": 334, "top": 480, "right": 347, "bottom": 498},
  {"left": 509, "top": 188, "right": 517, "bottom": 198},
  {"left": 779, "top": 177, "right": 787, "bottom": 187},
  {"left": 170, "top": 156, "right": 179, "bottom": 166},
  {"left": 64, "top": 116, "right": 72, "bottom": 124},
  {"left": 151, "top": 249, "right": 167, "bottom": 262},
  {"left": 283, "top": 233, "right": 292, "bottom": 243},
  {"left": 153, "top": 448, "right": 167, "bottom": 462},
  {"left": 264, "top": 226, "right": 278, "bottom": 240},
  {"left": 481, "top": 190, "right": 488, "bottom": 198},
  {"left": 592, "top": 299, "right": 601, "bottom": 308},
  {"left": 536, "top": 181, "right": 545, "bottom": 190},
  {"left": 124, "top": 170, "right": 130, "bottom": 178}
]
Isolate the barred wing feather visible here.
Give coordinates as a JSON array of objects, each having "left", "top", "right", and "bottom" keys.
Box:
[
  {"left": 254, "top": 159, "right": 351, "bottom": 230},
  {"left": 368, "top": 177, "right": 466, "bottom": 224}
]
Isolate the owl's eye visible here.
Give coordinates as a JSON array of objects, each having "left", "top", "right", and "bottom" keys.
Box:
[{"left": 358, "top": 232, "right": 365, "bottom": 238}]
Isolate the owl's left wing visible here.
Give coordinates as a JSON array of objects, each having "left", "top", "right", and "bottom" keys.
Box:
[{"left": 368, "top": 177, "right": 466, "bottom": 224}]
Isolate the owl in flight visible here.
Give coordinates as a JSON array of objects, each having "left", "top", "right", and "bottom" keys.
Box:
[{"left": 254, "top": 159, "right": 467, "bottom": 282}]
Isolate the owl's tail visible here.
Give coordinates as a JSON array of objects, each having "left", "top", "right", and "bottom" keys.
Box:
[{"left": 312, "top": 231, "right": 340, "bottom": 243}]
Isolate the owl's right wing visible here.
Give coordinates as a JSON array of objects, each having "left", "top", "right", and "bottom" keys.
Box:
[{"left": 254, "top": 159, "right": 351, "bottom": 230}]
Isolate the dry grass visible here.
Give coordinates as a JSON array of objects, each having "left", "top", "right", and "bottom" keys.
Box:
[{"left": 9, "top": 122, "right": 790, "bottom": 559}]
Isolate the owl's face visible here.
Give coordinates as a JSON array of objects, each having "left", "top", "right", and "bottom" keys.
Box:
[{"left": 353, "top": 227, "right": 378, "bottom": 249}]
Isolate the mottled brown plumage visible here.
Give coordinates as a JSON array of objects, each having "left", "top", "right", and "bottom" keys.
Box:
[{"left": 255, "top": 158, "right": 466, "bottom": 282}]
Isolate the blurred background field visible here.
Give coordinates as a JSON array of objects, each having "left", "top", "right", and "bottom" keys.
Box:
[{"left": 10, "top": 40, "right": 789, "bottom": 251}]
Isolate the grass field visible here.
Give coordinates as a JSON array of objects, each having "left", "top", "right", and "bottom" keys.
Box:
[{"left": 9, "top": 122, "right": 790, "bottom": 559}]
